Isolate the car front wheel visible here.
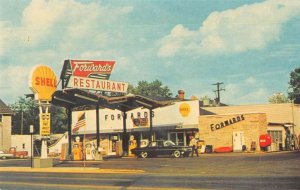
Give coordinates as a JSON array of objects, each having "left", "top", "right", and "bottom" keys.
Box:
[
  {"left": 173, "top": 150, "right": 181, "bottom": 158},
  {"left": 140, "top": 151, "right": 148, "bottom": 158}
]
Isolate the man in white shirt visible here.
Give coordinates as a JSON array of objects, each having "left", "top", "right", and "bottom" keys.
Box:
[{"left": 189, "top": 136, "right": 199, "bottom": 157}]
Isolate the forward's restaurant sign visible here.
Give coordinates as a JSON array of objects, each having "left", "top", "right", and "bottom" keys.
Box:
[{"left": 66, "top": 60, "right": 128, "bottom": 93}]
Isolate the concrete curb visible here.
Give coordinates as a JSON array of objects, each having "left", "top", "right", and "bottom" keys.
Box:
[{"left": 0, "top": 167, "right": 145, "bottom": 174}]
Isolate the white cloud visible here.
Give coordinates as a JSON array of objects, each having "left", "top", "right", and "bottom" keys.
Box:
[
  {"left": 158, "top": 0, "right": 300, "bottom": 57},
  {"left": 238, "top": 88, "right": 269, "bottom": 104},
  {"left": 0, "top": 0, "right": 133, "bottom": 103},
  {"left": 0, "top": 65, "right": 32, "bottom": 102},
  {"left": 222, "top": 83, "right": 269, "bottom": 105},
  {"left": 245, "top": 76, "right": 257, "bottom": 85},
  {"left": 0, "top": 0, "right": 133, "bottom": 55}
]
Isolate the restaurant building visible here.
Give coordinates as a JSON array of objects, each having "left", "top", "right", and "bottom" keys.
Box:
[
  {"left": 71, "top": 99, "right": 200, "bottom": 156},
  {"left": 199, "top": 103, "right": 300, "bottom": 152},
  {"left": 69, "top": 99, "right": 300, "bottom": 157}
]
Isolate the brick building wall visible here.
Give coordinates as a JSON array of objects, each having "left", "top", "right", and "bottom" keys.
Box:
[
  {"left": 0, "top": 115, "right": 12, "bottom": 151},
  {"left": 199, "top": 113, "right": 267, "bottom": 151}
]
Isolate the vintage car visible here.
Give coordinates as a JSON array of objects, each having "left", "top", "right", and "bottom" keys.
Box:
[
  {"left": 131, "top": 140, "right": 192, "bottom": 158},
  {"left": 0, "top": 150, "right": 14, "bottom": 159}
]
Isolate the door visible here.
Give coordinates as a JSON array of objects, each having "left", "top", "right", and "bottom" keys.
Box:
[
  {"left": 109, "top": 135, "right": 118, "bottom": 155},
  {"left": 233, "top": 132, "right": 245, "bottom": 152}
]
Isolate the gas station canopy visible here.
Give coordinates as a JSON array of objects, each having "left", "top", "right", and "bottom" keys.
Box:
[{"left": 52, "top": 88, "right": 175, "bottom": 112}]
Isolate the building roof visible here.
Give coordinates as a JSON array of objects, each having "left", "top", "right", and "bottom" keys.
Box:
[
  {"left": 200, "top": 103, "right": 300, "bottom": 124},
  {"left": 0, "top": 99, "right": 13, "bottom": 114},
  {"left": 51, "top": 88, "right": 175, "bottom": 111}
]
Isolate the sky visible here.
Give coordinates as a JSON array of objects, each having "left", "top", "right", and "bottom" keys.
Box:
[{"left": 0, "top": 0, "right": 299, "bottom": 105}]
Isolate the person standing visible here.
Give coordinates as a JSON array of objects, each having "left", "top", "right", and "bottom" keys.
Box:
[{"left": 189, "top": 136, "right": 199, "bottom": 157}]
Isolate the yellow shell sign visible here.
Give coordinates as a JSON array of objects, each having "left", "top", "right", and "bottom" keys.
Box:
[
  {"left": 179, "top": 103, "right": 191, "bottom": 117},
  {"left": 29, "top": 65, "right": 57, "bottom": 101}
]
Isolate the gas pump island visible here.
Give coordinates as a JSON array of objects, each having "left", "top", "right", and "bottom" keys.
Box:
[{"left": 29, "top": 65, "right": 57, "bottom": 168}]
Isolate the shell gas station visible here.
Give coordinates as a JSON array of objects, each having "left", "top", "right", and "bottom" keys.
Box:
[{"left": 28, "top": 60, "right": 300, "bottom": 166}]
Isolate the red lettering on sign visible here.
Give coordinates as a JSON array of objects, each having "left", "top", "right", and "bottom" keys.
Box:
[{"left": 35, "top": 77, "right": 56, "bottom": 87}]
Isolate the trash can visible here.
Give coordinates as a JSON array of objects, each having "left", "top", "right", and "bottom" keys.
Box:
[{"left": 205, "top": 145, "right": 213, "bottom": 153}]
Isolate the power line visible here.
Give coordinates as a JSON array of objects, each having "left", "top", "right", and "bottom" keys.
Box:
[{"left": 212, "top": 82, "right": 225, "bottom": 105}]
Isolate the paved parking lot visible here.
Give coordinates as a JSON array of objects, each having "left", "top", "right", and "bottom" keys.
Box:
[
  {"left": 1, "top": 150, "right": 299, "bottom": 176},
  {"left": 1, "top": 151, "right": 299, "bottom": 189}
]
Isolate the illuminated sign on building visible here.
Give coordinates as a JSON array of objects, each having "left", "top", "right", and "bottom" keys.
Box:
[
  {"left": 29, "top": 65, "right": 57, "bottom": 101},
  {"left": 70, "top": 60, "right": 115, "bottom": 79},
  {"left": 67, "top": 76, "right": 128, "bottom": 93},
  {"left": 179, "top": 103, "right": 191, "bottom": 117}
]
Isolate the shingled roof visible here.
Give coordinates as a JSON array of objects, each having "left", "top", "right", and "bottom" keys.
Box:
[{"left": 0, "top": 99, "right": 13, "bottom": 114}]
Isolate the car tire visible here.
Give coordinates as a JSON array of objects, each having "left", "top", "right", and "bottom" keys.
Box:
[
  {"left": 173, "top": 150, "right": 181, "bottom": 158},
  {"left": 140, "top": 151, "right": 148, "bottom": 158}
]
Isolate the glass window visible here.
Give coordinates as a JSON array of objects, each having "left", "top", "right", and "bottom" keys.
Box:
[
  {"left": 0, "top": 114, "right": 2, "bottom": 122},
  {"left": 268, "top": 130, "right": 283, "bottom": 143}
]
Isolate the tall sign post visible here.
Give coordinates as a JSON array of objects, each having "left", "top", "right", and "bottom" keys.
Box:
[
  {"left": 29, "top": 65, "right": 57, "bottom": 161},
  {"left": 60, "top": 60, "right": 128, "bottom": 160},
  {"left": 30, "top": 125, "right": 34, "bottom": 168}
]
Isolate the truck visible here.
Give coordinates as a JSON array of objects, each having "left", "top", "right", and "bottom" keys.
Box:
[{"left": 7, "top": 147, "right": 28, "bottom": 158}]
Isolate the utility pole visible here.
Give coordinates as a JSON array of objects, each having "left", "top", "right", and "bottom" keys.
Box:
[{"left": 212, "top": 82, "right": 225, "bottom": 105}]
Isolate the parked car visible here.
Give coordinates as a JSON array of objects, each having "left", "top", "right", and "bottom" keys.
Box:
[
  {"left": 131, "top": 140, "right": 192, "bottom": 158},
  {"left": 0, "top": 150, "right": 14, "bottom": 159},
  {"left": 8, "top": 147, "right": 28, "bottom": 158}
]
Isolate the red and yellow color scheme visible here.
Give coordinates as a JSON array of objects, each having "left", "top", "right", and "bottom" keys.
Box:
[
  {"left": 179, "top": 103, "right": 191, "bottom": 117},
  {"left": 29, "top": 65, "right": 57, "bottom": 101}
]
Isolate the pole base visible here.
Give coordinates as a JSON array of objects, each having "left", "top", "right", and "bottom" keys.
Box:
[{"left": 32, "top": 158, "right": 53, "bottom": 168}]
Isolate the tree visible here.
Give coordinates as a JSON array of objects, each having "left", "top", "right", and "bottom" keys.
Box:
[
  {"left": 50, "top": 105, "right": 68, "bottom": 134},
  {"left": 9, "top": 96, "right": 68, "bottom": 135},
  {"left": 268, "top": 92, "right": 289, "bottom": 104},
  {"left": 288, "top": 68, "right": 300, "bottom": 104},
  {"left": 128, "top": 80, "right": 173, "bottom": 98},
  {"left": 9, "top": 97, "right": 39, "bottom": 135}
]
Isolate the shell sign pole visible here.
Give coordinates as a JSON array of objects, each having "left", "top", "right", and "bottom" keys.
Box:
[{"left": 29, "top": 65, "right": 57, "bottom": 159}]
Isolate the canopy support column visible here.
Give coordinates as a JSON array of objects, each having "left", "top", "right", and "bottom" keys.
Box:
[
  {"left": 149, "top": 108, "right": 153, "bottom": 142},
  {"left": 96, "top": 105, "right": 100, "bottom": 149},
  {"left": 67, "top": 107, "right": 72, "bottom": 159},
  {"left": 122, "top": 111, "right": 128, "bottom": 156}
]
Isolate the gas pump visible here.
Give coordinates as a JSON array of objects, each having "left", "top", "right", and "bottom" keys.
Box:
[
  {"left": 128, "top": 135, "right": 137, "bottom": 157},
  {"left": 72, "top": 136, "right": 83, "bottom": 160},
  {"left": 85, "top": 142, "right": 96, "bottom": 160}
]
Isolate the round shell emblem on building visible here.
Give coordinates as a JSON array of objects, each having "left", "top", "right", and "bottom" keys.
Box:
[
  {"left": 179, "top": 103, "right": 191, "bottom": 117},
  {"left": 29, "top": 65, "right": 57, "bottom": 101}
]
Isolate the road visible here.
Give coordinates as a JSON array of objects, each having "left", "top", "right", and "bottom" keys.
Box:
[{"left": 0, "top": 151, "right": 299, "bottom": 189}]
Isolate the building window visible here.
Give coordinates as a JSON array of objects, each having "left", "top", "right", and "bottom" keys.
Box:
[
  {"left": 0, "top": 114, "right": 2, "bottom": 123},
  {"left": 268, "top": 130, "right": 283, "bottom": 143}
]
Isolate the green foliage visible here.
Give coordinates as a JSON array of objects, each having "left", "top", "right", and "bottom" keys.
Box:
[
  {"left": 50, "top": 105, "right": 68, "bottom": 134},
  {"left": 268, "top": 92, "right": 289, "bottom": 104},
  {"left": 9, "top": 97, "right": 39, "bottom": 135},
  {"left": 128, "top": 80, "right": 173, "bottom": 98},
  {"left": 9, "top": 96, "right": 68, "bottom": 135},
  {"left": 288, "top": 68, "right": 300, "bottom": 103}
]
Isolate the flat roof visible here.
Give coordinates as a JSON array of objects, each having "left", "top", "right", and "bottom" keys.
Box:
[{"left": 51, "top": 88, "right": 175, "bottom": 111}]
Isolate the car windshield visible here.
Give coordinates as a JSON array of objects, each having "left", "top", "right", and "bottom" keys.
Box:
[{"left": 163, "top": 140, "right": 175, "bottom": 146}]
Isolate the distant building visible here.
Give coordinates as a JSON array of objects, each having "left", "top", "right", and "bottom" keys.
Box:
[
  {"left": 200, "top": 103, "right": 300, "bottom": 151},
  {"left": 0, "top": 99, "right": 13, "bottom": 151}
]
